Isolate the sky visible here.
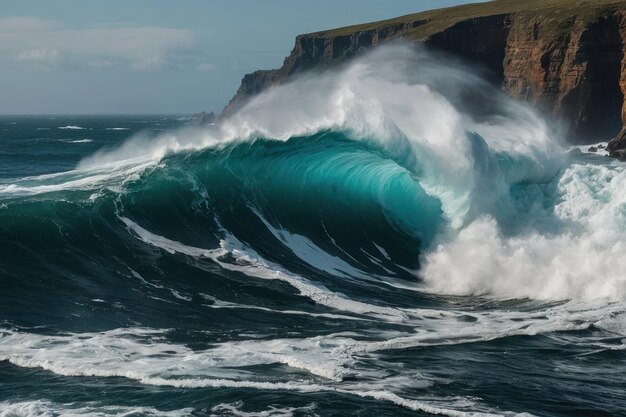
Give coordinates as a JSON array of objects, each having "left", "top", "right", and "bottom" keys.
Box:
[{"left": 0, "top": 0, "right": 479, "bottom": 114}]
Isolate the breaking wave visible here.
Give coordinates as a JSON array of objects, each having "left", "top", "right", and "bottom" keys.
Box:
[{"left": 1, "top": 45, "right": 625, "bottom": 416}]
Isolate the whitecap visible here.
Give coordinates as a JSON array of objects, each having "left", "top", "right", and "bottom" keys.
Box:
[
  {"left": 60, "top": 138, "right": 93, "bottom": 143},
  {"left": 210, "top": 402, "right": 316, "bottom": 417},
  {"left": 0, "top": 400, "right": 193, "bottom": 417},
  {"left": 0, "top": 326, "right": 535, "bottom": 416}
]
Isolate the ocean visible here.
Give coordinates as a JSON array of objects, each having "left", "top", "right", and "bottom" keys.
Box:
[{"left": 0, "top": 47, "right": 625, "bottom": 416}]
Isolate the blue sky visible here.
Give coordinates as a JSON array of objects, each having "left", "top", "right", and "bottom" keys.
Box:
[{"left": 1, "top": 0, "right": 478, "bottom": 114}]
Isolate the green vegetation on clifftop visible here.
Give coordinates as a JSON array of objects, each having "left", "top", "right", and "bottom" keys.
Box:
[{"left": 311, "top": 0, "right": 625, "bottom": 40}]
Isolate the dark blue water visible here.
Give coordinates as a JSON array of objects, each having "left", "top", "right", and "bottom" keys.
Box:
[{"left": 0, "top": 114, "right": 624, "bottom": 417}]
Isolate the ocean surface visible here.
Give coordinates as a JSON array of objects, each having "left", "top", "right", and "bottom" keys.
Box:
[{"left": 1, "top": 48, "right": 625, "bottom": 417}]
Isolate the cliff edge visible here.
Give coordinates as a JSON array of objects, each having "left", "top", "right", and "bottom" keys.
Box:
[{"left": 223, "top": 0, "right": 626, "bottom": 148}]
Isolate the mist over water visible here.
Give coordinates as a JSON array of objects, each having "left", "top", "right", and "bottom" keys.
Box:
[{"left": 0, "top": 45, "right": 625, "bottom": 416}]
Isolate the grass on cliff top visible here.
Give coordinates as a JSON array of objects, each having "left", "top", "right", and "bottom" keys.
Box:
[{"left": 309, "top": 0, "right": 626, "bottom": 40}]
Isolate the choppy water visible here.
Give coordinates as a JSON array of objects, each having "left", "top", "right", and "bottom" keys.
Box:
[{"left": 1, "top": 47, "right": 625, "bottom": 416}]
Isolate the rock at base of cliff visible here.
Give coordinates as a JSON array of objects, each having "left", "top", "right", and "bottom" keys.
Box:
[
  {"left": 191, "top": 111, "right": 216, "bottom": 125},
  {"left": 607, "top": 128, "right": 626, "bottom": 160}
]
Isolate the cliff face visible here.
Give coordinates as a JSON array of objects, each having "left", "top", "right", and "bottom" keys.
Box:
[
  {"left": 223, "top": 0, "right": 626, "bottom": 146},
  {"left": 503, "top": 12, "right": 625, "bottom": 143}
]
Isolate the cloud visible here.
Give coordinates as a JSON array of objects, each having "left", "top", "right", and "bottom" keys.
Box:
[
  {"left": 0, "top": 17, "right": 194, "bottom": 71},
  {"left": 196, "top": 62, "right": 216, "bottom": 72},
  {"left": 131, "top": 54, "right": 168, "bottom": 71},
  {"left": 17, "top": 48, "right": 59, "bottom": 62}
]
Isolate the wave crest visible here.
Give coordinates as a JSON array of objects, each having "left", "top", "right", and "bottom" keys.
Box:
[{"left": 5, "top": 44, "right": 622, "bottom": 303}]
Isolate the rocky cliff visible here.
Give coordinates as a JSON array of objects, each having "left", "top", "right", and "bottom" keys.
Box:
[{"left": 223, "top": 0, "right": 626, "bottom": 148}]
